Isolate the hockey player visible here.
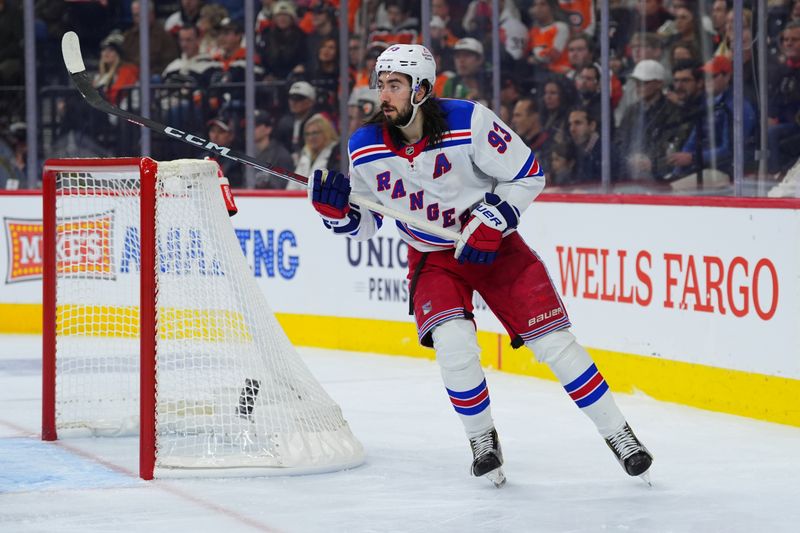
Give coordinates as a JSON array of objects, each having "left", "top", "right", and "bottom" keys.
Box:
[{"left": 308, "top": 44, "right": 652, "bottom": 487}]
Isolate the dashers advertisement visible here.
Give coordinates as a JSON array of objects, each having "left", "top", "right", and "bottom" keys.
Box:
[{"left": 0, "top": 193, "right": 798, "bottom": 379}]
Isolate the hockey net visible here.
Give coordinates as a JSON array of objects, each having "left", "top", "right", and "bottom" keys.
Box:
[{"left": 42, "top": 158, "right": 363, "bottom": 479}]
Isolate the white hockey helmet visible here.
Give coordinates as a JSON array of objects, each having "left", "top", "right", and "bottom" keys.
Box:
[
  {"left": 371, "top": 44, "right": 437, "bottom": 128},
  {"left": 372, "top": 44, "right": 437, "bottom": 93}
]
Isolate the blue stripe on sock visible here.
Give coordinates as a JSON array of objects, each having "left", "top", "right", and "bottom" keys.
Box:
[
  {"left": 447, "top": 379, "right": 487, "bottom": 400},
  {"left": 564, "top": 363, "right": 598, "bottom": 393},
  {"left": 453, "top": 396, "right": 491, "bottom": 416},
  {"left": 574, "top": 381, "right": 609, "bottom": 408}
]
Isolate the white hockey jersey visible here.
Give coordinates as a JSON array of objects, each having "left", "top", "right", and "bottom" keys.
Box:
[{"left": 346, "top": 99, "right": 545, "bottom": 252}]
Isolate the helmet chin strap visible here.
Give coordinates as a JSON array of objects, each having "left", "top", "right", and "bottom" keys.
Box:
[{"left": 398, "top": 84, "right": 429, "bottom": 130}]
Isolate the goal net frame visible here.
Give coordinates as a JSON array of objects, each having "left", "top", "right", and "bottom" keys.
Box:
[{"left": 41, "top": 157, "right": 363, "bottom": 480}]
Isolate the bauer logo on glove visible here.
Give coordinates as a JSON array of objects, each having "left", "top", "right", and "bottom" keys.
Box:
[
  {"left": 454, "top": 193, "right": 520, "bottom": 265},
  {"left": 474, "top": 203, "right": 505, "bottom": 227}
]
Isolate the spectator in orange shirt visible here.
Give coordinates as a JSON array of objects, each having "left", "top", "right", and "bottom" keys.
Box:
[
  {"left": 527, "top": 0, "right": 572, "bottom": 75},
  {"left": 301, "top": 0, "right": 361, "bottom": 34},
  {"left": 209, "top": 18, "right": 264, "bottom": 110},
  {"left": 94, "top": 31, "right": 140, "bottom": 106},
  {"left": 558, "top": 0, "right": 595, "bottom": 37},
  {"left": 211, "top": 18, "right": 264, "bottom": 82}
]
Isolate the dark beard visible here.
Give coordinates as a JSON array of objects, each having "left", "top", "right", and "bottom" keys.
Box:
[{"left": 385, "top": 104, "right": 414, "bottom": 127}]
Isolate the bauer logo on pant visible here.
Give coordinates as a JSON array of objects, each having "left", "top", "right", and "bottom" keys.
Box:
[{"left": 527, "top": 308, "right": 563, "bottom": 327}]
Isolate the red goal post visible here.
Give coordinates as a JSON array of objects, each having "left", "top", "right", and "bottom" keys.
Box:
[{"left": 41, "top": 157, "right": 363, "bottom": 479}]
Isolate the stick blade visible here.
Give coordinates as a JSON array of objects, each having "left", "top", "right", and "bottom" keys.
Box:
[{"left": 62, "top": 31, "right": 86, "bottom": 74}]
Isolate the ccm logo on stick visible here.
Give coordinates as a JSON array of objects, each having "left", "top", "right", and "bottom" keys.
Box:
[{"left": 164, "top": 127, "right": 234, "bottom": 160}]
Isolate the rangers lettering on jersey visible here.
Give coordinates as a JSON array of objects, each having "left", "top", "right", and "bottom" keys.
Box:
[{"left": 345, "top": 99, "right": 546, "bottom": 252}]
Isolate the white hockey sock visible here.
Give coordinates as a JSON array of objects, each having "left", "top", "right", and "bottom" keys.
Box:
[
  {"left": 527, "top": 330, "right": 626, "bottom": 437},
  {"left": 432, "top": 319, "right": 494, "bottom": 438}
]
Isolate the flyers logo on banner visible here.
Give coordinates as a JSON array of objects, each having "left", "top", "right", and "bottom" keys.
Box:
[{"left": 4, "top": 212, "right": 115, "bottom": 283}]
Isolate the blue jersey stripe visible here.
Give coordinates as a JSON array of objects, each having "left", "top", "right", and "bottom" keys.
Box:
[
  {"left": 353, "top": 151, "right": 395, "bottom": 167},
  {"left": 514, "top": 152, "right": 535, "bottom": 180},
  {"left": 348, "top": 124, "right": 383, "bottom": 153},
  {"left": 432, "top": 138, "right": 472, "bottom": 150},
  {"left": 396, "top": 221, "right": 454, "bottom": 245}
]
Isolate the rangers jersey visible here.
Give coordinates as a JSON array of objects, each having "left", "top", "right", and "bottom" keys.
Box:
[{"left": 344, "top": 98, "right": 545, "bottom": 252}]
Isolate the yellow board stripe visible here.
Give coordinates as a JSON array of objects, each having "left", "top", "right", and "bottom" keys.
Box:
[
  {"left": 0, "top": 303, "right": 42, "bottom": 334},
  {"left": 277, "top": 314, "right": 800, "bottom": 427},
  {"left": 2, "top": 304, "right": 798, "bottom": 427}
]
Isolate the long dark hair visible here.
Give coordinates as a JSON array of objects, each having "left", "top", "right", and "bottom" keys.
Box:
[{"left": 366, "top": 80, "right": 449, "bottom": 149}]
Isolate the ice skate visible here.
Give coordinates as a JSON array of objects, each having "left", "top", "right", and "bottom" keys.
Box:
[
  {"left": 469, "top": 427, "right": 506, "bottom": 488},
  {"left": 605, "top": 423, "right": 653, "bottom": 484}
]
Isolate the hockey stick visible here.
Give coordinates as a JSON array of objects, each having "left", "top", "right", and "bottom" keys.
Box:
[{"left": 60, "top": 31, "right": 460, "bottom": 242}]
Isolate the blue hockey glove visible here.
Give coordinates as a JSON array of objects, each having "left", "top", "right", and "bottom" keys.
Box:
[
  {"left": 454, "top": 193, "right": 519, "bottom": 265},
  {"left": 311, "top": 169, "right": 350, "bottom": 219}
]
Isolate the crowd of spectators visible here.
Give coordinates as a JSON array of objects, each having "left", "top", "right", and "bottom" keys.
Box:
[{"left": 0, "top": 0, "right": 799, "bottom": 194}]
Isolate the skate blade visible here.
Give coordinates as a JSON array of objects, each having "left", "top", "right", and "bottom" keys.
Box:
[
  {"left": 638, "top": 470, "right": 652, "bottom": 487},
  {"left": 485, "top": 467, "right": 506, "bottom": 488}
]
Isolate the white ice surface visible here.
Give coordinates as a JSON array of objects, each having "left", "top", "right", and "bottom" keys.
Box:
[{"left": 1, "top": 334, "right": 799, "bottom": 532}]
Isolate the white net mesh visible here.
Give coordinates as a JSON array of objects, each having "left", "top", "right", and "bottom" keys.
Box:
[{"left": 53, "top": 159, "right": 363, "bottom": 474}]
